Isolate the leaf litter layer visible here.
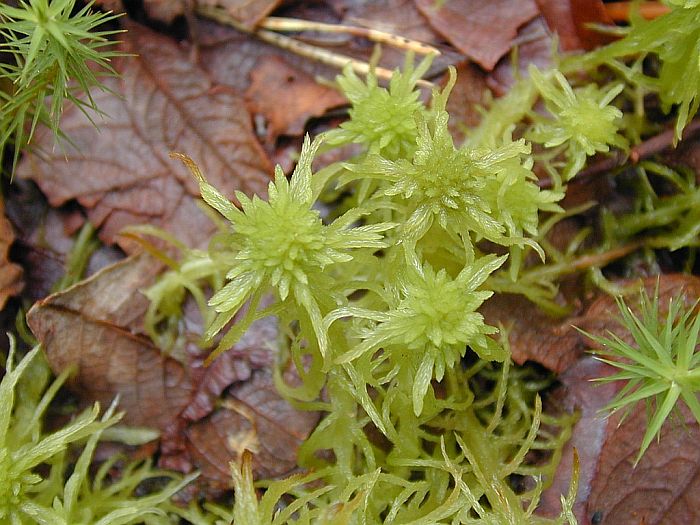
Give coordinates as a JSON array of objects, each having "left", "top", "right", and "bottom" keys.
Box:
[{"left": 4, "top": 1, "right": 700, "bottom": 524}]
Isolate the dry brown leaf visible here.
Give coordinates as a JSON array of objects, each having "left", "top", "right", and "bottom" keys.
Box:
[
  {"left": 17, "top": 23, "right": 272, "bottom": 251},
  {"left": 245, "top": 55, "right": 346, "bottom": 142},
  {"left": 26, "top": 255, "right": 194, "bottom": 430},
  {"left": 415, "top": 0, "right": 539, "bottom": 70},
  {"left": 0, "top": 198, "right": 23, "bottom": 310}
]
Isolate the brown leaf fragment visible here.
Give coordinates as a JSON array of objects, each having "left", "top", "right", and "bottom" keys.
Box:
[
  {"left": 180, "top": 314, "right": 278, "bottom": 422},
  {"left": 481, "top": 292, "right": 587, "bottom": 373},
  {"left": 245, "top": 55, "right": 346, "bottom": 142},
  {"left": 26, "top": 255, "right": 194, "bottom": 430},
  {"left": 185, "top": 367, "right": 320, "bottom": 481},
  {"left": 0, "top": 199, "right": 23, "bottom": 310},
  {"left": 26, "top": 252, "right": 315, "bottom": 489},
  {"left": 17, "top": 23, "right": 272, "bottom": 251},
  {"left": 538, "top": 357, "right": 618, "bottom": 522},
  {"left": 535, "top": 0, "right": 614, "bottom": 51},
  {"left": 483, "top": 274, "right": 700, "bottom": 373},
  {"left": 586, "top": 404, "right": 700, "bottom": 525},
  {"left": 6, "top": 182, "right": 123, "bottom": 300},
  {"left": 488, "top": 16, "right": 553, "bottom": 96},
  {"left": 93, "top": 0, "right": 126, "bottom": 14},
  {"left": 343, "top": 0, "right": 442, "bottom": 46},
  {"left": 415, "top": 0, "right": 539, "bottom": 70},
  {"left": 144, "top": 0, "right": 189, "bottom": 24}
]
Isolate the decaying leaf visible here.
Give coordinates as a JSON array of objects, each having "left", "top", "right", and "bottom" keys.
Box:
[
  {"left": 17, "top": 23, "right": 272, "bottom": 251},
  {"left": 185, "top": 368, "right": 320, "bottom": 481},
  {"left": 27, "top": 255, "right": 318, "bottom": 486},
  {"left": 343, "top": 0, "right": 442, "bottom": 46},
  {"left": 482, "top": 274, "right": 700, "bottom": 373},
  {"left": 538, "top": 357, "right": 618, "bottom": 522},
  {"left": 0, "top": 198, "right": 23, "bottom": 310},
  {"left": 26, "top": 255, "right": 192, "bottom": 430},
  {"left": 197, "top": 0, "right": 282, "bottom": 28},
  {"left": 585, "top": 404, "right": 700, "bottom": 524},
  {"left": 245, "top": 55, "right": 346, "bottom": 143},
  {"left": 481, "top": 292, "right": 587, "bottom": 373},
  {"left": 415, "top": 0, "right": 539, "bottom": 70},
  {"left": 488, "top": 16, "right": 553, "bottom": 95},
  {"left": 543, "top": 356, "right": 700, "bottom": 524},
  {"left": 445, "top": 62, "right": 489, "bottom": 142}
]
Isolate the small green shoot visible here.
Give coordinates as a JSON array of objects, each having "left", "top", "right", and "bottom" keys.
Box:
[
  {"left": 0, "top": 0, "right": 123, "bottom": 171},
  {"left": 582, "top": 286, "right": 700, "bottom": 464}
]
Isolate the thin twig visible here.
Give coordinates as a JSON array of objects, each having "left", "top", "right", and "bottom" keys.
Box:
[
  {"left": 259, "top": 17, "right": 441, "bottom": 56},
  {"left": 579, "top": 119, "right": 700, "bottom": 179},
  {"left": 196, "top": 6, "right": 436, "bottom": 88},
  {"left": 538, "top": 119, "right": 700, "bottom": 188}
]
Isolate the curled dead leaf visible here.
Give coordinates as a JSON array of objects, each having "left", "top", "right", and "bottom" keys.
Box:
[
  {"left": 544, "top": 356, "right": 700, "bottom": 524},
  {"left": 185, "top": 368, "right": 320, "bottom": 482}
]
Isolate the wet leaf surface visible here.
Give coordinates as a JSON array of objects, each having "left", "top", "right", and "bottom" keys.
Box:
[
  {"left": 488, "top": 16, "right": 553, "bottom": 95},
  {"left": 445, "top": 62, "right": 490, "bottom": 142},
  {"left": 538, "top": 357, "right": 618, "bottom": 521},
  {"left": 0, "top": 198, "right": 23, "bottom": 310},
  {"left": 197, "top": 0, "right": 282, "bottom": 28},
  {"left": 17, "top": 23, "right": 272, "bottom": 251},
  {"left": 5, "top": 182, "right": 124, "bottom": 300},
  {"left": 415, "top": 0, "right": 539, "bottom": 70},
  {"left": 342, "top": 0, "right": 442, "bottom": 46},
  {"left": 585, "top": 406, "right": 700, "bottom": 525},
  {"left": 536, "top": 275, "right": 700, "bottom": 523}
]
